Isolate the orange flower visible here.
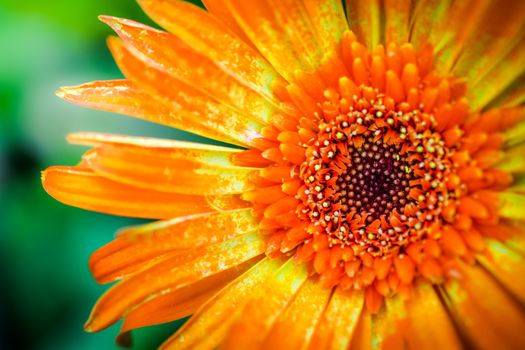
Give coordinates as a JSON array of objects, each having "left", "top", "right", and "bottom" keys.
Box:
[{"left": 42, "top": 0, "right": 525, "bottom": 348}]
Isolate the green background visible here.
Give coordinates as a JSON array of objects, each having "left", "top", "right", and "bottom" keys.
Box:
[{"left": 0, "top": 0, "right": 203, "bottom": 349}]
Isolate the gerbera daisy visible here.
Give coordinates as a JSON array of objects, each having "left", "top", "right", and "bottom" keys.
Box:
[{"left": 42, "top": 0, "right": 525, "bottom": 348}]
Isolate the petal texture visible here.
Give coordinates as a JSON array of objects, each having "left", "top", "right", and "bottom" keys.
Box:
[
  {"left": 89, "top": 209, "right": 258, "bottom": 283},
  {"left": 137, "top": 0, "right": 290, "bottom": 105},
  {"left": 309, "top": 288, "right": 364, "bottom": 349},
  {"left": 85, "top": 232, "right": 266, "bottom": 332},
  {"left": 222, "top": 258, "right": 309, "bottom": 349},
  {"left": 69, "top": 133, "right": 257, "bottom": 195},
  {"left": 108, "top": 36, "right": 264, "bottom": 147},
  {"left": 42, "top": 166, "right": 235, "bottom": 219},
  {"left": 262, "top": 277, "right": 332, "bottom": 349},
  {"left": 162, "top": 258, "right": 284, "bottom": 350},
  {"left": 57, "top": 80, "right": 241, "bottom": 146},
  {"left": 119, "top": 258, "right": 255, "bottom": 333},
  {"left": 443, "top": 263, "right": 525, "bottom": 349},
  {"left": 100, "top": 16, "right": 284, "bottom": 124}
]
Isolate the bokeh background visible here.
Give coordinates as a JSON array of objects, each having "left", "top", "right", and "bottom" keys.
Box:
[{"left": 0, "top": 1, "right": 204, "bottom": 349}]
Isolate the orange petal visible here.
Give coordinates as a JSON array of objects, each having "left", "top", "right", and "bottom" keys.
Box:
[
  {"left": 405, "top": 282, "right": 462, "bottom": 350},
  {"left": 364, "top": 285, "right": 384, "bottom": 314},
  {"left": 242, "top": 185, "right": 287, "bottom": 204},
  {"left": 137, "top": 0, "right": 290, "bottom": 108},
  {"left": 67, "top": 132, "right": 236, "bottom": 151},
  {"left": 466, "top": 106, "right": 524, "bottom": 134},
  {"left": 418, "top": 258, "right": 444, "bottom": 283},
  {"left": 108, "top": 36, "right": 264, "bottom": 148},
  {"left": 478, "top": 239, "right": 525, "bottom": 304},
  {"left": 461, "top": 228, "right": 486, "bottom": 252},
  {"left": 42, "top": 166, "right": 236, "bottom": 219},
  {"left": 401, "top": 63, "right": 420, "bottom": 93},
  {"left": 259, "top": 165, "right": 293, "bottom": 182},
  {"left": 301, "top": 0, "right": 348, "bottom": 55},
  {"left": 374, "top": 257, "right": 393, "bottom": 280},
  {"left": 443, "top": 262, "right": 525, "bottom": 349},
  {"left": 348, "top": 309, "right": 373, "bottom": 350},
  {"left": 497, "top": 192, "right": 525, "bottom": 220},
  {"left": 89, "top": 209, "right": 258, "bottom": 283},
  {"left": 384, "top": 0, "right": 411, "bottom": 44},
  {"left": 56, "top": 80, "right": 241, "bottom": 146},
  {"left": 221, "top": 258, "right": 309, "bottom": 349},
  {"left": 84, "top": 232, "right": 265, "bottom": 332},
  {"left": 506, "top": 229, "right": 525, "bottom": 255},
  {"left": 262, "top": 278, "right": 332, "bottom": 349},
  {"left": 81, "top": 143, "right": 255, "bottom": 195},
  {"left": 457, "top": 195, "right": 489, "bottom": 220},
  {"left": 409, "top": 0, "right": 451, "bottom": 50},
  {"left": 346, "top": 0, "right": 381, "bottom": 49},
  {"left": 428, "top": 1, "right": 490, "bottom": 72},
  {"left": 469, "top": 40, "right": 525, "bottom": 110},
  {"left": 393, "top": 254, "right": 415, "bottom": 284},
  {"left": 451, "top": 1, "right": 525, "bottom": 102},
  {"left": 264, "top": 196, "right": 300, "bottom": 218},
  {"left": 497, "top": 145, "right": 525, "bottom": 175},
  {"left": 120, "top": 258, "right": 255, "bottom": 333},
  {"left": 100, "top": 16, "right": 284, "bottom": 124},
  {"left": 369, "top": 296, "right": 407, "bottom": 349},
  {"left": 370, "top": 55, "right": 386, "bottom": 90},
  {"left": 222, "top": 0, "right": 322, "bottom": 80},
  {"left": 385, "top": 70, "right": 405, "bottom": 103},
  {"left": 201, "top": 0, "right": 254, "bottom": 45},
  {"left": 441, "top": 227, "right": 467, "bottom": 256},
  {"left": 161, "top": 257, "right": 284, "bottom": 350},
  {"left": 308, "top": 288, "right": 364, "bottom": 350}
]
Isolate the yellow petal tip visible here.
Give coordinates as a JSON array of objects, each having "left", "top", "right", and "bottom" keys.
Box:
[{"left": 54, "top": 88, "right": 66, "bottom": 99}]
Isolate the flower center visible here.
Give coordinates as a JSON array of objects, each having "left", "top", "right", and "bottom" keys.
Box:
[
  {"left": 235, "top": 34, "right": 510, "bottom": 311},
  {"left": 297, "top": 89, "right": 458, "bottom": 257},
  {"left": 336, "top": 139, "right": 414, "bottom": 221}
]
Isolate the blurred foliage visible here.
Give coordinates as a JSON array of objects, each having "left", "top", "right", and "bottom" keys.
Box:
[
  {"left": 1, "top": 0, "right": 203, "bottom": 349},
  {"left": 0, "top": 0, "right": 157, "bottom": 40}
]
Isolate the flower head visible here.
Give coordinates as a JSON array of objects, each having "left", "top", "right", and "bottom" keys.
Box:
[{"left": 43, "top": 0, "right": 525, "bottom": 348}]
